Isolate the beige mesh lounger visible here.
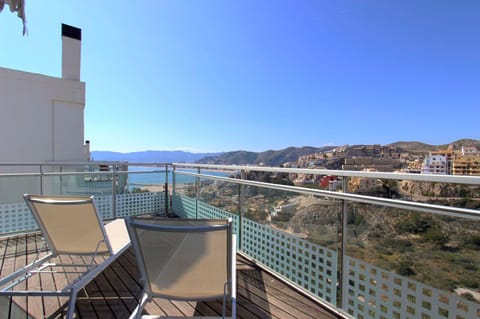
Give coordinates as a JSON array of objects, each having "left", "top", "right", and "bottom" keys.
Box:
[
  {"left": 0, "top": 194, "right": 131, "bottom": 319},
  {"left": 126, "top": 217, "right": 237, "bottom": 319}
]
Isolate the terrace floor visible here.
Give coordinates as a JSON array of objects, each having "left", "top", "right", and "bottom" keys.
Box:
[{"left": 0, "top": 232, "right": 342, "bottom": 319}]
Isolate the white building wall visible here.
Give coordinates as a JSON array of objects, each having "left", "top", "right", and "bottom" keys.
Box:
[
  {"left": 421, "top": 154, "right": 447, "bottom": 175},
  {"left": 0, "top": 67, "right": 85, "bottom": 163}
]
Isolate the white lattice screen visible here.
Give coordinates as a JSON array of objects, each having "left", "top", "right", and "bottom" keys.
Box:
[
  {"left": 345, "top": 256, "right": 480, "bottom": 319},
  {"left": 0, "top": 202, "right": 36, "bottom": 233},
  {"left": 115, "top": 192, "right": 165, "bottom": 217},
  {"left": 0, "top": 192, "right": 166, "bottom": 234},
  {"left": 241, "top": 218, "right": 338, "bottom": 304}
]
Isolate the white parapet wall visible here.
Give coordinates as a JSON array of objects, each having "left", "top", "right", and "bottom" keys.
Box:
[{"left": 0, "top": 67, "right": 85, "bottom": 164}]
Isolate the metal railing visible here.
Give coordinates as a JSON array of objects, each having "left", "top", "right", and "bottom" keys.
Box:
[{"left": 1, "top": 161, "right": 480, "bottom": 318}]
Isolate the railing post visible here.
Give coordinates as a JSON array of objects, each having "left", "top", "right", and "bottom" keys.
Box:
[
  {"left": 164, "top": 164, "right": 169, "bottom": 214},
  {"left": 112, "top": 163, "right": 117, "bottom": 219},
  {"left": 59, "top": 164, "right": 63, "bottom": 195},
  {"left": 40, "top": 164, "right": 44, "bottom": 195},
  {"left": 238, "top": 169, "right": 247, "bottom": 251},
  {"left": 195, "top": 167, "right": 200, "bottom": 219},
  {"left": 339, "top": 176, "right": 349, "bottom": 309},
  {"left": 172, "top": 164, "right": 176, "bottom": 215}
]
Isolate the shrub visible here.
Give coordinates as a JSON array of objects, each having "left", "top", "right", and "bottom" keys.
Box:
[
  {"left": 394, "top": 258, "right": 415, "bottom": 276},
  {"left": 396, "top": 213, "right": 431, "bottom": 234},
  {"left": 424, "top": 226, "right": 449, "bottom": 247},
  {"left": 354, "top": 214, "right": 365, "bottom": 226},
  {"left": 463, "top": 234, "right": 480, "bottom": 250}
]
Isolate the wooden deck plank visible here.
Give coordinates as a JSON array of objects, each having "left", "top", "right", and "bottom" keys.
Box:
[
  {"left": 12, "top": 235, "right": 30, "bottom": 319},
  {"left": 37, "top": 253, "right": 64, "bottom": 318},
  {"left": 237, "top": 259, "right": 334, "bottom": 318},
  {"left": 25, "top": 234, "right": 44, "bottom": 318},
  {"left": 101, "top": 263, "right": 137, "bottom": 314},
  {"left": 0, "top": 233, "right": 341, "bottom": 319},
  {"left": 0, "top": 236, "right": 16, "bottom": 318},
  {"left": 106, "top": 255, "right": 143, "bottom": 312},
  {"left": 1, "top": 236, "right": 22, "bottom": 319}
]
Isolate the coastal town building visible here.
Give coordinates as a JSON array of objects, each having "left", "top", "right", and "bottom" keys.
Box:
[
  {"left": 421, "top": 154, "right": 448, "bottom": 174},
  {"left": 348, "top": 169, "right": 383, "bottom": 193},
  {"left": 421, "top": 145, "right": 480, "bottom": 176},
  {"left": 460, "top": 146, "right": 479, "bottom": 155},
  {"left": 342, "top": 157, "right": 400, "bottom": 172},
  {"left": 320, "top": 175, "right": 341, "bottom": 191},
  {"left": 451, "top": 155, "right": 480, "bottom": 176}
]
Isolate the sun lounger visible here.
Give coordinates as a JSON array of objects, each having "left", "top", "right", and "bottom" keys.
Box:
[
  {"left": 0, "top": 194, "right": 131, "bottom": 319},
  {"left": 126, "top": 217, "right": 236, "bottom": 319}
]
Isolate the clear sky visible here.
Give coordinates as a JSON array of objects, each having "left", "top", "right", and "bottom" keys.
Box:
[{"left": 1, "top": 1, "right": 479, "bottom": 153}]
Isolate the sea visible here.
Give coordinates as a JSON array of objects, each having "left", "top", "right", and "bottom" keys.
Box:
[{"left": 127, "top": 166, "right": 232, "bottom": 188}]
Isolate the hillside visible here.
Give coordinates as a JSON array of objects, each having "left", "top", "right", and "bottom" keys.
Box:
[
  {"left": 387, "top": 141, "right": 436, "bottom": 152},
  {"left": 196, "top": 146, "right": 336, "bottom": 166},
  {"left": 389, "top": 139, "right": 480, "bottom": 152}
]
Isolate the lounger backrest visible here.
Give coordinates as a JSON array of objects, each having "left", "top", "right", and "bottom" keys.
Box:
[
  {"left": 127, "top": 218, "right": 232, "bottom": 300},
  {"left": 24, "top": 194, "right": 111, "bottom": 255}
]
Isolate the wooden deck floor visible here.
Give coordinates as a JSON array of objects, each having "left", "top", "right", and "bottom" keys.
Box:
[{"left": 0, "top": 232, "right": 342, "bottom": 319}]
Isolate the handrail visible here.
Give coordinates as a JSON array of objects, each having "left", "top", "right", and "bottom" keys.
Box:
[
  {"left": 0, "top": 162, "right": 171, "bottom": 166},
  {"left": 173, "top": 162, "right": 480, "bottom": 185},
  {"left": 175, "top": 170, "right": 480, "bottom": 220},
  {"left": 0, "top": 170, "right": 165, "bottom": 178}
]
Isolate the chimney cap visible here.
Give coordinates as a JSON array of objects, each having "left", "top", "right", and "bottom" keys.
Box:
[{"left": 62, "top": 23, "right": 81, "bottom": 41}]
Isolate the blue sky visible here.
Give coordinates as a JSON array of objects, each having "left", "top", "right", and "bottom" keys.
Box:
[{"left": 1, "top": 1, "right": 479, "bottom": 153}]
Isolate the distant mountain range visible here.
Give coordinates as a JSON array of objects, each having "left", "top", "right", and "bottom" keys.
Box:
[
  {"left": 90, "top": 150, "right": 222, "bottom": 163},
  {"left": 91, "top": 139, "right": 480, "bottom": 165}
]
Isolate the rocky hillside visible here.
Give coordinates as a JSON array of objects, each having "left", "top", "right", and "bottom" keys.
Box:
[{"left": 388, "top": 139, "right": 480, "bottom": 152}]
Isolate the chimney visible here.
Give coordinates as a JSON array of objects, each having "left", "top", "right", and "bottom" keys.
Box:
[
  {"left": 61, "top": 23, "right": 82, "bottom": 80},
  {"left": 84, "top": 140, "right": 91, "bottom": 161}
]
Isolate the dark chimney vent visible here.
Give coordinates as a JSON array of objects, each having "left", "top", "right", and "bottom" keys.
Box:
[
  {"left": 62, "top": 24, "right": 81, "bottom": 41},
  {"left": 61, "top": 23, "right": 82, "bottom": 80}
]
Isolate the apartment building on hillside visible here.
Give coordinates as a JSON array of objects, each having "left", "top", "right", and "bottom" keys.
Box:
[
  {"left": 451, "top": 155, "right": 480, "bottom": 176},
  {"left": 421, "top": 154, "right": 448, "bottom": 174},
  {"left": 421, "top": 146, "right": 480, "bottom": 176}
]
